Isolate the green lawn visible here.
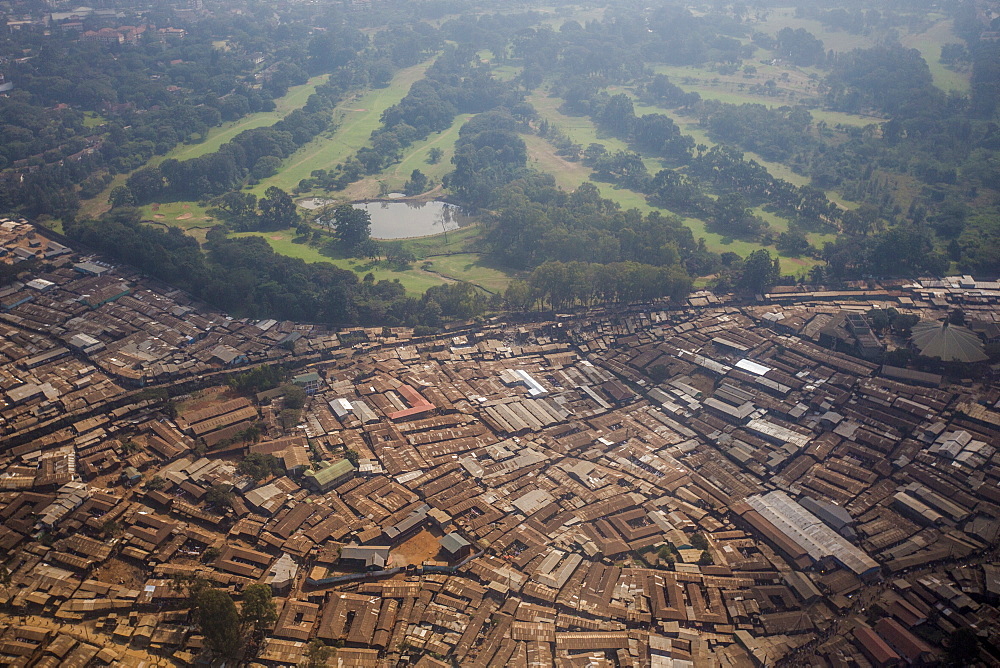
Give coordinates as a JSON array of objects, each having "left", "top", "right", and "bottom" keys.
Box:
[
  {"left": 82, "top": 112, "right": 106, "bottom": 129},
  {"left": 423, "top": 253, "right": 513, "bottom": 293},
  {"left": 79, "top": 75, "right": 330, "bottom": 220},
  {"left": 232, "top": 229, "right": 449, "bottom": 294},
  {"left": 900, "top": 19, "right": 970, "bottom": 93},
  {"left": 756, "top": 8, "right": 877, "bottom": 52},
  {"left": 382, "top": 223, "right": 483, "bottom": 258},
  {"left": 252, "top": 59, "right": 435, "bottom": 196},
  {"left": 140, "top": 201, "right": 217, "bottom": 244},
  {"left": 230, "top": 223, "right": 507, "bottom": 295},
  {"left": 527, "top": 90, "right": 662, "bottom": 174},
  {"left": 159, "top": 75, "right": 329, "bottom": 163},
  {"left": 376, "top": 113, "right": 474, "bottom": 195}
]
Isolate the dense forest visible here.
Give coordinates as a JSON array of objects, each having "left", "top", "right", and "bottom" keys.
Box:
[{"left": 2, "top": 0, "right": 1000, "bottom": 325}]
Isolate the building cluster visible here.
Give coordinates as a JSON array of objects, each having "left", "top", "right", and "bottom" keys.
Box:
[
  {"left": 3, "top": 3, "right": 193, "bottom": 40},
  {"left": 0, "top": 223, "right": 999, "bottom": 666}
]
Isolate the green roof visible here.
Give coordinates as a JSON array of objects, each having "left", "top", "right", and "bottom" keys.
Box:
[
  {"left": 305, "top": 458, "right": 355, "bottom": 485},
  {"left": 293, "top": 372, "right": 321, "bottom": 384}
]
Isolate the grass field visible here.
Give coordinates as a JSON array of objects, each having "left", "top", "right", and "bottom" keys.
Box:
[
  {"left": 159, "top": 75, "right": 329, "bottom": 163},
  {"left": 423, "top": 253, "right": 512, "bottom": 293},
  {"left": 82, "top": 112, "right": 106, "bottom": 129},
  {"left": 231, "top": 223, "right": 511, "bottom": 295},
  {"left": 900, "top": 19, "right": 970, "bottom": 93},
  {"left": 232, "top": 229, "right": 448, "bottom": 294},
  {"left": 252, "top": 59, "right": 435, "bottom": 196},
  {"left": 141, "top": 201, "right": 217, "bottom": 243},
  {"left": 522, "top": 96, "right": 820, "bottom": 277},
  {"left": 343, "top": 112, "right": 474, "bottom": 200},
  {"left": 527, "top": 90, "right": 662, "bottom": 174},
  {"left": 78, "top": 75, "right": 331, "bottom": 221},
  {"left": 757, "top": 10, "right": 969, "bottom": 94},
  {"left": 755, "top": 8, "right": 877, "bottom": 52}
]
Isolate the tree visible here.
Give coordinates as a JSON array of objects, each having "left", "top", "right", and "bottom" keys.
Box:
[
  {"left": 238, "top": 453, "right": 282, "bottom": 481},
  {"left": 698, "top": 550, "right": 714, "bottom": 565},
  {"left": 282, "top": 383, "right": 308, "bottom": 410},
  {"left": 648, "top": 364, "right": 669, "bottom": 383},
  {"left": 108, "top": 185, "right": 136, "bottom": 208},
  {"left": 302, "top": 639, "right": 334, "bottom": 667},
  {"left": 738, "top": 249, "right": 780, "bottom": 294},
  {"left": 125, "top": 166, "right": 164, "bottom": 203},
  {"left": 192, "top": 587, "right": 243, "bottom": 659},
  {"left": 240, "top": 583, "right": 278, "bottom": 638},
  {"left": 945, "top": 627, "right": 980, "bottom": 666},
  {"left": 144, "top": 476, "right": 166, "bottom": 491},
  {"left": 333, "top": 204, "right": 372, "bottom": 248},
  {"left": 504, "top": 280, "right": 536, "bottom": 311},
  {"left": 206, "top": 484, "right": 234, "bottom": 510},
  {"left": 427, "top": 147, "right": 443, "bottom": 164},
  {"left": 258, "top": 187, "right": 299, "bottom": 230},
  {"left": 252, "top": 156, "right": 283, "bottom": 180},
  {"left": 403, "top": 168, "right": 429, "bottom": 195},
  {"left": 598, "top": 93, "right": 636, "bottom": 137}
]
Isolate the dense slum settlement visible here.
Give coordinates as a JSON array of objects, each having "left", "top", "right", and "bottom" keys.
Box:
[{"left": 0, "top": 218, "right": 999, "bottom": 667}]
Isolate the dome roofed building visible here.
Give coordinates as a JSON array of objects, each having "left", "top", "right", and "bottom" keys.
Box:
[{"left": 909, "top": 320, "right": 988, "bottom": 363}]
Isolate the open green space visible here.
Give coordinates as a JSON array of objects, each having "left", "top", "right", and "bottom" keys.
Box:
[
  {"left": 82, "top": 112, "right": 106, "bottom": 129},
  {"left": 757, "top": 11, "right": 968, "bottom": 94},
  {"left": 534, "top": 5, "right": 606, "bottom": 30},
  {"left": 230, "top": 223, "right": 508, "bottom": 295},
  {"left": 252, "top": 59, "right": 435, "bottom": 196},
  {"left": 232, "top": 228, "right": 449, "bottom": 294},
  {"left": 374, "top": 113, "right": 473, "bottom": 195},
  {"left": 158, "top": 75, "right": 329, "bottom": 163},
  {"left": 756, "top": 8, "right": 878, "bottom": 52},
  {"left": 78, "top": 74, "right": 331, "bottom": 221},
  {"left": 522, "top": 98, "right": 820, "bottom": 277},
  {"left": 423, "top": 253, "right": 513, "bottom": 294},
  {"left": 140, "top": 201, "right": 217, "bottom": 244},
  {"left": 527, "top": 90, "right": 662, "bottom": 174},
  {"left": 900, "top": 19, "right": 970, "bottom": 93}
]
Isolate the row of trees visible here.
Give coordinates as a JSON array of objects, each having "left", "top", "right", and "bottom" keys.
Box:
[
  {"left": 122, "top": 102, "right": 330, "bottom": 205},
  {"left": 347, "top": 45, "right": 524, "bottom": 178},
  {"left": 204, "top": 187, "right": 299, "bottom": 232},
  {"left": 506, "top": 260, "right": 693, "bottom": 310}
]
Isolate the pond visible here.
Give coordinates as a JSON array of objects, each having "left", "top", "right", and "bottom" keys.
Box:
[{"left": 299, "top": 198, "right": 474, "bottom": 240}]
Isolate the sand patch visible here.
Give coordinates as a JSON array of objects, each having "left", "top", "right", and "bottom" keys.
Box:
[
  {"left": 176, "top": 213, "right": 193, "bottom": 220},
  {"left": 153, "top": 214, "right": 165, "bottom": 219}
]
